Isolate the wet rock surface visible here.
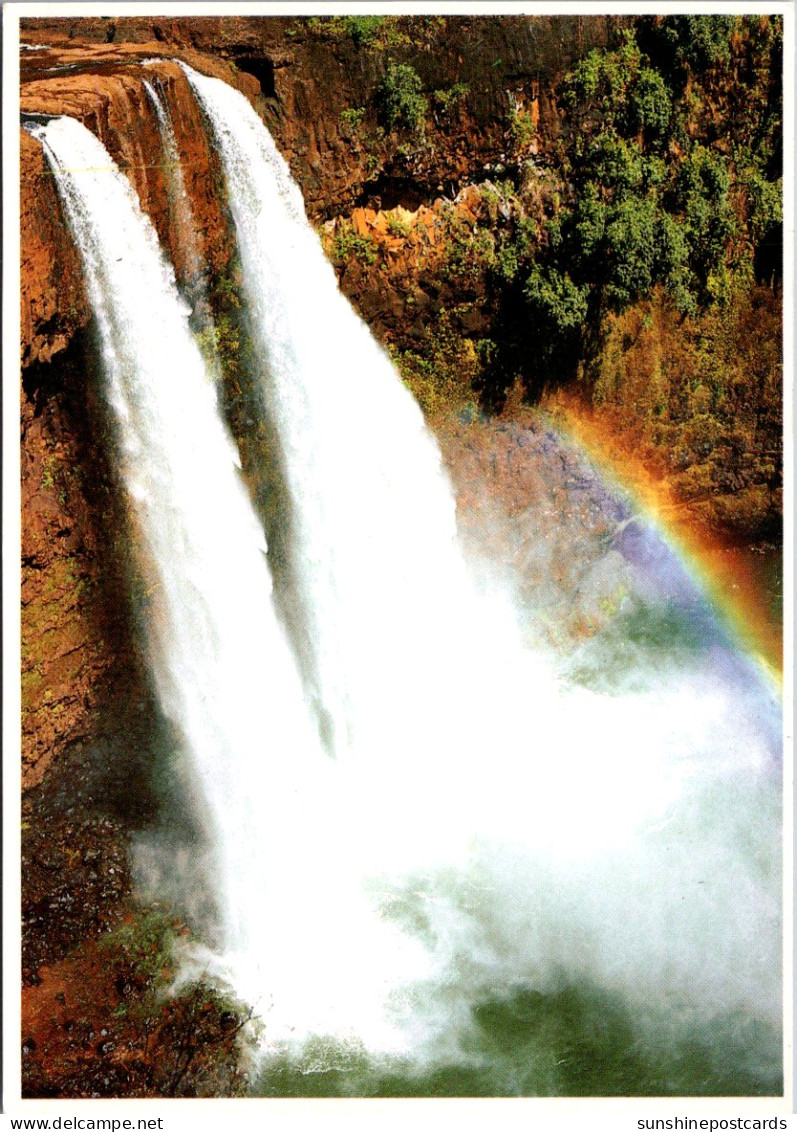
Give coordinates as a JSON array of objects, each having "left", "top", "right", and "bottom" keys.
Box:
[
  {"left": 20, "top": 714, "right": 251, "bottom": 1099},
  {"left": 22, "top": 924, "right": 250, "bottom": 1099},
  {"left": 442, "top": 413, "right": 635, "bottom": 652},
  {"left": 22, "top": 813, "right": 130, "bottom": 973},
  {"left": 21, "top": 693, "right": 167, "bottom": 974}
]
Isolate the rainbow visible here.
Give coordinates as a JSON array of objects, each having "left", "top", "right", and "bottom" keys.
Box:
[{"left": 547, "top": 397, "right": 783, "bottom": 691}]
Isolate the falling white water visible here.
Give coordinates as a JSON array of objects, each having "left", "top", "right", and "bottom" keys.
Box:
[
  {"left": 141, "top": 73, "right": 221, "bottom": 391},
  {"left": 28, "top": 116, "right": 440, "bottom": 1051},
  {"left": 180, "top": 64, "right": 782, "bottom": 1084},
  {"left": 181, "top": 64, "right": 538, "bottom": 787}
]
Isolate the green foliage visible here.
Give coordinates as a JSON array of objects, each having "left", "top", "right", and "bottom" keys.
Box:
[
  {"left": 440, "top": 216, "right": 496, "bottom": 283},
  {"left": 432, "top": 83, "right": 469, "bottom": 116},
  {"left": 645, "top": 15, "right": 737, "bottom": 74},
  {"left": 339, "top": 107, "right": 365, "bottom": 137},
  {"left": 629, "top": 66, "right": 672, "bottom": 138},
  {"left": 603, "top": 194, "right": 659, "bottom": 307},
  {"left": 674, "top": 145, "right": 737, "bottom": 303},
  {"left": 391, "top": 309, "right": 479, "bottom": 419},
  {"left": 493, "top": 218, "right": 536, "bottom": 283},
  {"left": 744, "top": 168, "right": 782, "bottom": 246},
  {"left": 655, "top": 213, "right": 696, "bottom": 315},
  {"left": 378, "top": 62, "right": 428, "bottom": 136},
  {"left": 306, "top": 15, "right": 409, "bottom": 49},
  {"left": 587, "top": 280, "right": 781, "bottom": 542},
  {"left": 387, "top": 214, "right": 410, "bottom": 239},
  {"left": 562, "top": 35, "right": 673, "bottom": 157},
  {"left": 98, "top": 908, "right": 177, "bottom": 1002},
  {"left": 95, "top": 909, "right": 255, "bottom": 1097},
  {"left": 479, "top": 182, "right": 503, "bottom": 217},
  {"left": 530, "top": 21, "right": 775, "bottom": 336},
  {"left": 508, "top": 106, "right": 536, "bottom": 154},
  {"left": 342, "top": 16, "right": 395, "bottom": 48},
  {"left": 41, "top": 454, "right": 58, "bottom": 489},
  {"left": 454, "top": 15, "right": 782, "bottom": 407},
  {"left": 316, "top": 15, "right": 448, "bottom": 49},
  {"left": 561, "top": 32, "right": 645, "bottom": 136},
  {"left": 524, "top": 264, "right": 589, "bottom": 332},
  {"left": 196, "top": 317, "right": 238, "bottom": 371},
  {"left": 332, "top": 223, "right": 378, "bottom": 267}
]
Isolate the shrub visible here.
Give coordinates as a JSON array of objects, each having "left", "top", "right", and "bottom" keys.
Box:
[
  {"left": 432, "top": 83, "right": 469, "bottom": 116},
  {"left": 508, "top": 106, "right": 536, "bottom": 154},
  {"left": 628, "top": 66, "right": 672, "bottom": 138},
  {"left": 492, "top": 217, "right": 537, "bottom": 283},
  {"left": 387, "top": 214, "right": 411, "bottom": 239},
  {"left": 656, "top": 14, "right": 737, "bottom": 72},
  {"left": 308, "top": 16, "right": 393, "bottom": 47},
  {"left": 339, "top": 15, "right": 410, "bottom": 48},
  {"left": 331, "top": 223, "right": 378, "bottom": 267},
  {"left": 378, "top": 62, "right": 428, "bottom": 136},
  {"left": 524, "top": 265, "right": 590, "bottom": 332},
  {"left": 391, "top": 309, "right": 479, "bottom": 418},
  {"left": 339, "top": 107, "right": 365, "bottom": 137},
  {"left": 440, "top": 217, "right": 496, "bottom": 283},
  {"left": 98, "top": 908, "right": 176, "bottom": 996}
]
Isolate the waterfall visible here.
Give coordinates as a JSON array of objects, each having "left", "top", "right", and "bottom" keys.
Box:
[
  {"left": 26, "top": 111, "right": 464, "bottom": 1056},
  {"left": 179, "top": 66, "right": 781, "bottom": 1086},
  {"left": 181, "top": 62, "right": 528, "bottom": 782},
  {"left": 27, "top": 83, "right": 782, "bottom": 1091}
]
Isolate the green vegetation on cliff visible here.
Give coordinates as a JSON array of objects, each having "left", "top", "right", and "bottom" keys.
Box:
[
  {"left": 378, "top": 62, "right": 429, "bottom": 138},
  {"left": 321, "top": 15, "right": 781, "bottom": 540},
  {"left": 511, "top": 16, "right": 781, "bottom": 389},
  {"left": 495, "top": 15, "right": 782, "bottom": 538}
]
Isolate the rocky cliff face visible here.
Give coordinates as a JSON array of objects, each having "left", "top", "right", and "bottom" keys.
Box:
[{"left": 20, "top": 45, "right": 255, "bottom": 364}]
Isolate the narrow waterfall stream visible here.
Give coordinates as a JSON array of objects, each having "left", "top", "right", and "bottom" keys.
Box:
[
  {"left": 141, "top": 67, "right": 218, "bottom": 365},
  {"left": 28, "top": 79, "right": 783, "bottom": 1096}
]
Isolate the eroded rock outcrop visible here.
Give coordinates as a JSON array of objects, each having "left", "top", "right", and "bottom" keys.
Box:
[{"left": 20, "top": 46, "right": 251, "bottom": 364}]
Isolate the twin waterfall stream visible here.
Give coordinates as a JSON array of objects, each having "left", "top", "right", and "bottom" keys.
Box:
[{"left": 26, "top": 65, "right": 782, "bottom": 1095}]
